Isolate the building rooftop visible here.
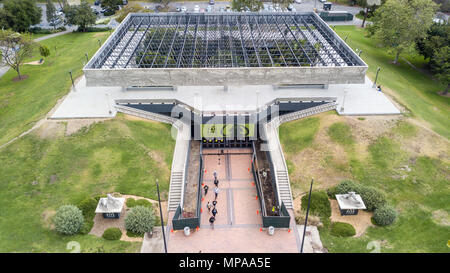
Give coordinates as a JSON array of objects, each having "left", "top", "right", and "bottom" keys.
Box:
[{"left": 87, "top": 12, "right": 364, "bottom": 69}]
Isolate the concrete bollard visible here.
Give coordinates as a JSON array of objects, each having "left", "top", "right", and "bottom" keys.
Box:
[
  {"left": 184, "top": 227, "right": 190, "bottom": 236},
  {"left": 268, "top": 226, "right": 275, "bottom": 236}
]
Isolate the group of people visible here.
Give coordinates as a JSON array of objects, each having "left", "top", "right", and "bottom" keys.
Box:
[{"left": 204, "top": 170, "right": 220, "bottom": 229}]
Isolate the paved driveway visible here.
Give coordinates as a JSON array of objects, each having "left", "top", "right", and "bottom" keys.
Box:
[{"left": 167, "top": 148, "right": 299, "bottom": 253}]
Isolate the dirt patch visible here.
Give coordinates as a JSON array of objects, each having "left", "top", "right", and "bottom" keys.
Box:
[
  {"left": 93, "top": 32, "right": 107, "bottom": 38},
  {"left": 12, "top": 75, "right": 29, "bottom": 82},
  {"left": 41, "top": 209, "right": 56, "bottom": 230},
  {"left": 330, "top": 199, "right": 374, "bottom": 237},
  {"left": 122, "top": 114, "right": 159, "bottom": 123},
  {"left": 25, "top": 60, "right": 44, "bottom": 65},
  {"left": 89, "top": 194, "right": 168, "bottom": 242},
  {"left": 34, "top": 121, "right": 66, "bottom": 139},
  {"left": 432, "top": 210, "right": 450, "bottom": 226},
  {"left": 64, "top": 119, "right": 107, "bottom": 136}
]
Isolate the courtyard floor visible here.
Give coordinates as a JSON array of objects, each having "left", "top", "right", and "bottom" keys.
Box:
[{"left": 166, "top": 148, "right": 300, "bottom": 253}]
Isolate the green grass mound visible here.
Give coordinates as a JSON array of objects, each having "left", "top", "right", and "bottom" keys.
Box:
[
  {"left": 330, "top": 222, "right": 356, "bottom": 237},
  {"left": 77, "top": 197, "right": 98, "bottom": 234},
  {"left": 301, "top": 190, "right": 331, "bottom": 218},
  {"left": 53, "top": 205, "right": 84, "bottom": 235},
  {"left": 327, "top": 122, "right": 354, "bottom": 146},
  {"left": 102, "top": 228, "right": 122, "bottom": 241},
  {"left": 373, "top": 205, "right": 397, "bottom": 226},
  {"left": 126, "top": 198, "right": 152, "bottom": 208}
]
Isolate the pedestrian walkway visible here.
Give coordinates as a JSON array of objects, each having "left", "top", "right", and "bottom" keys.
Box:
[{"left": 166, "top": 148, "right": 299, "bottom": 253}]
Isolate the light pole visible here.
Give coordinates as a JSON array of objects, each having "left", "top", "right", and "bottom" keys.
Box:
[
  {"left": 156, "top": 179, "right": 168, "bottom": 253},
  {"left": 301, "top": 179, "right": 314, "bottom": 253},
  {"left": 372, "top": 67, "right": 381, "bottom": 88}
]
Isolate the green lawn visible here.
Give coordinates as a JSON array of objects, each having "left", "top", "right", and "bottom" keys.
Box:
[
  {"left": 334, "top": 26, "right": 450, "bottom": 139},
  {"left": 0, "top": 115, "right": 175, "bottom": 252},
  {"left": 0, "top": 31, "right": 110, "bottom": 146},
  {"left": 281, "top": 114, "right": 450, "bottom": 253}
]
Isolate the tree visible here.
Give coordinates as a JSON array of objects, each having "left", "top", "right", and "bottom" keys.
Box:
[
  {"left": 65, "top": 1, "right": 97, "bottom": 32},
  {"left": 231, "top": 0, "right": 263, "bottom": 12},
  {"left": 116, "top": 3, "right": 149, "bottom": 23},
  {"left": 416, "top": 22, "right": 450, "bottom": 61},
  {"left": 371, "top": 0, "right": 438, "bottom": 64},
  {"left": 361, "top": 0, "right": 381, "bottom": 28},
  {"left": 101, "top": 0, "right": 123, "bottom": 12},
  {"left": 1, "top": 0, "right": 42, "bottom": 32},
  {"left": 46, "top": 0, "right": 59, "bottom": 29},
  {"left": 432, "top": 46, "right": 450, "bottom": 95},
  {"left": 0, "top": 30, "right": 36, "bottom": 80}
]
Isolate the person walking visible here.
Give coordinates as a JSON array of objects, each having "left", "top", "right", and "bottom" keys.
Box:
[
  {"left": 213, "top": 170, "right": 218, "bottom": 180},
  {"left": 206, "top": 201, "right": 212, "bottom": 213},
  {"left": 209, "top": 216, "right": 215, "bottom": 229},
  {"left": 203, "top": 184, "right": 209, "bottom": 196},
  {"left": 212, "top": 200, "right": 217, "bottom": 208},
  {"left": 214, "top": 186, "right": 220, "bottom": 200},
  {"left": 212, "top": 207, "right": 218, "bottom": 217},
  {"left": 214, "top": 178, "right": 219, "bottom": 187}
]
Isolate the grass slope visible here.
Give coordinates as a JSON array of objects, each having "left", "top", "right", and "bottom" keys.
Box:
[
  {"left": 0, "top": 31, "right": 110, "bottom": 146},
  {"left": 0, "top": 116, "right": 175, "bottom": 252},
  {"left": 334, "top": 26, "right": 450, "bottom": 139}
]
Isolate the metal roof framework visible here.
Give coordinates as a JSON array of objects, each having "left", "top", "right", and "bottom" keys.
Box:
[{"left": 86, "top": 12, "right": 365, "bottom": 70}]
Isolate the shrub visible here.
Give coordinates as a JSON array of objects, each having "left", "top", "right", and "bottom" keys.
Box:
[
  {"left": 329, "top": 180, "right": 387, "bottom": 211},
  {"left": 301, "top": 190, "right": 331, "bottom": 218},
  {"left": 358, "top": 187, "right": 387, "bottom": 211},
  {"left": 53, "top": 205, "right": 84, "bottom": 235},
  {"left": 373, "top": 205, "right": 397, "bottom": 226},
  {"left": 76, "top": 197, "right": 98, "bottom": 234},
  {"left": 330, "top": 222, "right": 356, "bottom": 237},
  {"left": 102, "top": 227, "right": 122, "bottom": 240},
  {"left": 39, "top": 45, "right": 50, "bottom": 58},
  {"left": 125, "top": 206, "right": 155, "bottom": 235}
]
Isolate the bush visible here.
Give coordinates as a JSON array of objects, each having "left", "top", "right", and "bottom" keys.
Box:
[
  {"left": 76, "top": 197, "right": 98, "bottom": 234},
  {"left": 301, "top": 190, "right": 331, "bottom": 218},
  {"left": 53, "top": 205, "right": 84, "bottom": 235},
  {"left": 125, "top": 206, "right": 155, "bottom": 235},
  {"left": 102, "top": 227, "right": 122, "bottom": 240},
  {"left": 358, "top": 187, "right": 387, "bottom": 211},
  {"left": 78, "top": 27, "right": 110, "bottom": 33},
  {"left": 373, "top": 205, "right": 397, "bottom": 226},
  {"left": 330, "top": 222, "right": 356, "bottom": 237}
]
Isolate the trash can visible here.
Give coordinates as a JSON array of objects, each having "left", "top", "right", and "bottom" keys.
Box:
[
  {"left": 184, "top": 226, "right": 190, "bottom": 236},
  {"left": 268, "top": 226, "right": 275, "bottom": 236}
]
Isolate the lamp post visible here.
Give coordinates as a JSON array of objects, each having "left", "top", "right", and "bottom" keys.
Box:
[
  {"left": 300, "top": 179, "right": 314, "bottom": 253},
  {"left": 372, "top": 67, "right": 381, "bottom": 88},
  {"left": 156, "top": 179, "right": 168, "bottom": 253},
  {"left": 69, "top": 71, "right": 74, "bottom": 88}
]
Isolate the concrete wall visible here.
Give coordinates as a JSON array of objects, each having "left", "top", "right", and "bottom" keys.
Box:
[{"left": 84, "top": 66, "right": 367, "bottom": 87}]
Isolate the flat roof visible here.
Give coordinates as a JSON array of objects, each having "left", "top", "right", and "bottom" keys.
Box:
[{"left": 84, "top": 12, "right": 367, "bottom": 86}]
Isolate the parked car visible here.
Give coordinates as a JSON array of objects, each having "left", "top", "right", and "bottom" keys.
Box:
[
  {"left": 294, "top": 0, "right": 302, "bottom": 3},
  {"left": 209, "top": 0, "right": 215, "bottom": 5},
  {"left": 92, "top": 8, "right": 99, "bottom": 15},
  {"left": 200, "top": 8, "right": 206, "bottom": 13},
  {"left": 287, "top": 4, "right": 294, "bottom": 11},
  {"left": 194, "top": 5, "right": 200, "bottom": 13},
  {"left": 219, "top": 7, "right": 225, "bottom": 12},
  {"left": 206, "top": 5, "right": 213, "bottom": 12},
  {"left": 181, "top": 6, "right": 187, "bottom": 12},
  {"left": 319, "top": 0, "right": 327, "bottom": 3},
  {"left": 291, "top": 7, "right": 297, "bottom": 12},
  {"left": 94, "top": 0, "right": 101, "bottom": 6}
]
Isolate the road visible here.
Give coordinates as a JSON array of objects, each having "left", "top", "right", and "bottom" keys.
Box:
[{"left": 139, "top": 0, "right": 363, "bottom": 14}]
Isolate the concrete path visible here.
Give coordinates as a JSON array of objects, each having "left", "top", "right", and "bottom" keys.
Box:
[
  {"left": 140, "top": 227, "right": 165, "bottom": 253},
  {"left": 166, "top": 148, "right": 300, "bottom": 253},
  {"left": 297, "top": 225, "right": 327, "bottom": 253},
  {"left": 51, "top": 75, "right": 400, "bottom": 119}
]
